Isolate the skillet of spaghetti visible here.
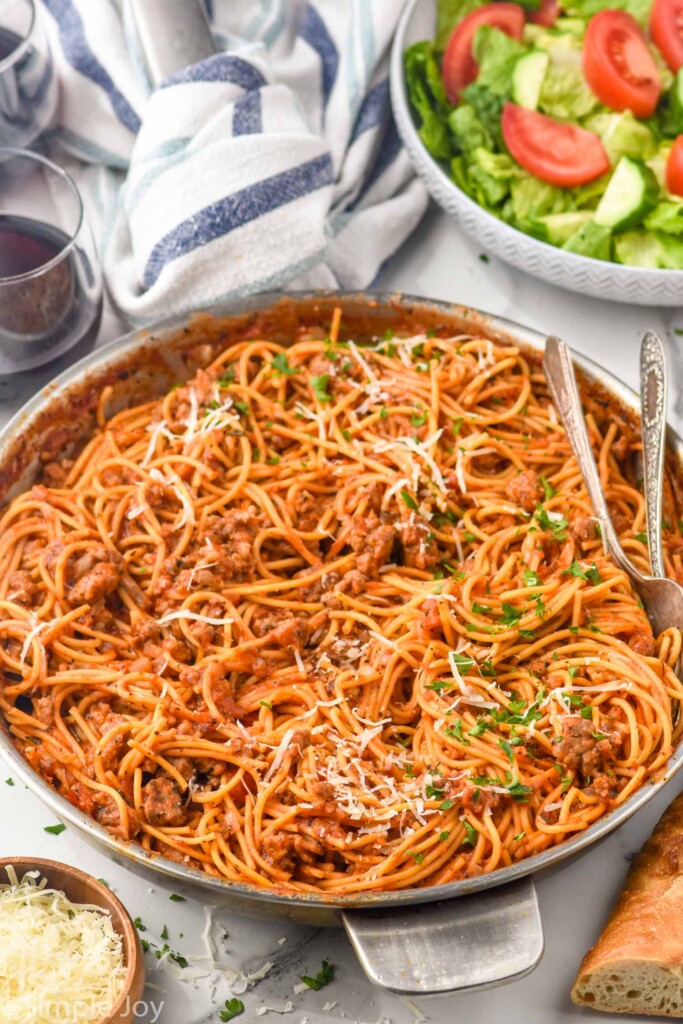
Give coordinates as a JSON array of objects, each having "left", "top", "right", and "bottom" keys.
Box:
[{"left": 1, "top": 305, "right": 682, "bottom": 897}]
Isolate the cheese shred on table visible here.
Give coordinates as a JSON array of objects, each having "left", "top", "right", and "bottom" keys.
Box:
[{"left": 0, "top": 867, "right": 126, "bottom": 1024}]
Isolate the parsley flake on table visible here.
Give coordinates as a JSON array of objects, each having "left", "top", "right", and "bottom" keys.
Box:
[
  {"left": 43, "top": 823, "right": 66, "bottom": 835},
  {"left": 300, "top": 960, "right": 335, "bottom": 991},
  {"left": 220, "top": 998, "right": 245, "bottom": 1021},
  {"left": 169, "top": 893, "right": 185, "bottom": 902}
]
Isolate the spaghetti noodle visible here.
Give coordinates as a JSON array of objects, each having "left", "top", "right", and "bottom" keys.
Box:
[{"left": 1, "top": 314, "right": 682, "bottom": 894}]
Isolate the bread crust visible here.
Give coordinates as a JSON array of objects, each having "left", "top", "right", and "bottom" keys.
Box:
[{"left": 572, "top": 791, "right": 683, "bottom": 1015}]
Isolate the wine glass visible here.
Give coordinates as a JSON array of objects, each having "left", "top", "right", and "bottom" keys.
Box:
[
  {"left": 0, "top": 147, "right": 103, "bottom": 400},
  {"left": 0, "top": 0, "right": 58, "bottom": 150}
]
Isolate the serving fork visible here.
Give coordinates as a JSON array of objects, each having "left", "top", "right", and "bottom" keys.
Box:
[{"left": 544, "top": 334, "right": 683, "bottom": 638}]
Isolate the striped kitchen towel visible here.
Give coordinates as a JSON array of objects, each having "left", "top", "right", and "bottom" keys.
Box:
[{"left": 38, "top": 0, "right": 429, "bottom": 327}]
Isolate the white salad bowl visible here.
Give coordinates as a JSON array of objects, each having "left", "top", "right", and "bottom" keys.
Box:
[{"left": 391, "top": 0, "right": 683, "bottom": 306}]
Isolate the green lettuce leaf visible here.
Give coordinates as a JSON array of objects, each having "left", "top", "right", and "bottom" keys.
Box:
[
  {"left": 644, "top": 201, "right": 683, "bottom": 235},
  {"left": 436, "top": 0, "right": 485, "bottom": 49},
  {"left": 562, "top": 220, "right": 613, "bottom": 260},
  {"left": 472, "top": 26, "right": 527, "bottom": 97},
  {"left": 563, "top": 0, "right": 651, "bottom": 27},
  {"left": 448, "top": 104, "right": 493, "bottom": 154},
  {"left": 539, "top": 62, "right": 598, "bottom": 119},
  {"left": 473, "top": 147, "right": 525, "bottom": 179},
  {"left": 404, "top": 42, "right": 453, "bottom": 161},
  {"left": 461, "top": 82, "right": 507, "bottom": 148},
  {"left": 508, "top": 177, "right": 572, "bottom": 225},
  {"left": 615, "top": 231, "right": 683, "bottom": 268},
  {"left": 583, "top": 111, "right": 657, "bottom": 165}
]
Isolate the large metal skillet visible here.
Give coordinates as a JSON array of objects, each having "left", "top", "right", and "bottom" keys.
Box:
[{"left": 1, "top": 291, "right": 682, "bottom": 997}]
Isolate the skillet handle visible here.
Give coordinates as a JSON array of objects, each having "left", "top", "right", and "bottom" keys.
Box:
[{"left": 341, "top": 877, "right": 543, "bottom": 996}]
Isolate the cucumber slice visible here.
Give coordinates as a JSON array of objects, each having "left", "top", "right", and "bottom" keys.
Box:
[
  {"left": 511, "top": 50, "right": 549, "bottom": 111},
  {"left": 594, "top": 156, "right": 660, "bottom": 231},
  {"left": 538, "top": 211, "right": 593, "bottom": 245}
]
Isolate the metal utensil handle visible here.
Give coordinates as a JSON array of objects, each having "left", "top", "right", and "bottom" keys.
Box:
[
  {"left": 129, "top": 0, "right": 216, "bottom": 85},
  {"left": 640, "top": 331, "right": 668, "bottom": 579},
  {"left": 544, "top": 337, "right": 646, "bottom": 586},
  {"left": 342, "top": 877, "right": 543, "bottom": 996}
]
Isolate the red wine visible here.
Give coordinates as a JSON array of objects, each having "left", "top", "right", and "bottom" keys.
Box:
[
  {"left": 0, "top": 215, "right": 102, "bottom": 396},
  {"left": 0, "top": 213, "right": 66, "bottom": 278}
]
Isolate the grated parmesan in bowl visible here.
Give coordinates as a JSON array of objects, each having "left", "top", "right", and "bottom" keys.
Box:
[{"left": 0, "top": 865, "right": 129, "bottom": 1024}]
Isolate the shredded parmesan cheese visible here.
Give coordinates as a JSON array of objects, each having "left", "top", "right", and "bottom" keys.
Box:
[{"left": 0, "top": 868, "right": 127, "bottom": 1024}]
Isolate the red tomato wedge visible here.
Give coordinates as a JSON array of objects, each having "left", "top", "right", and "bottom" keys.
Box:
[
  {"left": 651, "top": 0, "right": 683, "bottom": 72},
  {"left": 529, "top": 0, "right": 561, "bottom": 26},
  {"left": 501, "top": 103, "right": 611, "bottom": 187},
  {"left": 667, "top": 136, "right": 683, "bottom": 195},
  {"left": 583, "top": 10, "right": 661, "bottom": 118},
  {"left": 442, "top": 3, "right": 525, "bottom": 104}
]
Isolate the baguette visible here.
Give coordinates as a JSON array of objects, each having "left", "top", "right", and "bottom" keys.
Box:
[{"left": 572, "top": 792, "right": 683, "bottom": 1017}]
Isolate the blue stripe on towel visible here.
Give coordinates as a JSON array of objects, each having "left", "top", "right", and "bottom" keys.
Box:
[
  {"left": 299, "top": 4, "right": 339, "bottom": 107},
  {"left": 349, "top": 79, "right": 389, "bottom": 145},
  {"left": 233, "top": 90, "right": 262, "bottom": 135},
  {"left": 160, "top": 53, "right": 266, "bottom": 91},
  {"left": 143, "top": 152, "right": 334, "bottom": 288},
  {"left": 42, "top": 0, "right": 141, "bottom": 134},
  {"left": 348, "top": 114, "right": 402, "bottom": 211}
]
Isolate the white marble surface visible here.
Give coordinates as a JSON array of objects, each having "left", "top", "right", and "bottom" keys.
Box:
[{"left": 2, "top": 202, "right": 683, "bottom": 1024}]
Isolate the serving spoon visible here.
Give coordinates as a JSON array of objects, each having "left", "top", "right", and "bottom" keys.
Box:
[{"left": 543, "top": 335, "right": 683, "bottom": 638}]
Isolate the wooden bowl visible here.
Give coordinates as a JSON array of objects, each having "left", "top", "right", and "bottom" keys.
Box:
[{"left": 0, "top": 857, "right": 145, "bottom": 1024}]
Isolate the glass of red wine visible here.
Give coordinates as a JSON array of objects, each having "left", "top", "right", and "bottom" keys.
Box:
[
  {"left": 0, "top": 148, "right": 102, "bottom": 400},
  {"left": 0, "top": 0, "right": 57, "bottom": 150}
]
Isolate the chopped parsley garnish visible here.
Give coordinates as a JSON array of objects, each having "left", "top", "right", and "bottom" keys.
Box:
[
  {"left": 563, "top": 560, "right": 602, "bottom": 584},
  {"left": 522, "top": 569, "right": 541, "bottom": 587},
  {"left": 272, "top": 352, "right": 297, "bottom": 376},
  {"left": 266, "top": 454, "right": 280, "bottom": 465},
  {"left": 634, "top": 531, "right": 648, "bottom": 543},
  {"left": 411, "top": 410, "right": 428, "bottom": 427},
  {"left": 463, "top": 530, "right": 477, "bottom": 542},
  {"left": 452, "top": 418, "right": 463, "bottom": 436},
  {"left": 300, "top": 960, "right": 335, "bottom": 991},
  {"left": 217, "top": 367, "right": 235, "bottom": 385},
  {"left": 480, "top": 660, "right": 497, "bottom": 678},
  {"left": 592, "top": 731, "right": 608, "bottom": 740},
  {"left": 341, "top": 429, "right": 351, "bottom": 441},
  {"left": 155, "top": 945, "right": 188, "bottom": 968},
  {"left": 161, "top": 924, "right": 169, "bottom": 940},
  {"left": 425, "top": 782, "right": 445, "bottom": 799},
  {"left": 425, "top": 679, "right": 453, "bottom": 692},
  {"left": 401, "top": 489, "right": 419, "bottom": 510},
  {"left": 450, "top": 652, "right": 475, "bottom": 673},
  {"left": 540, "top": 477, "right": 557, "bottom": 500},
  {"left": 471, "top": 601, "right": 491, "bottom": 614},
  {"left": 440, "top": 798, "right": 455, "bottom": 810},
  {"left": 518, "top": 628, "right": 536, "bottom": 640},
  {"left": 220, "top": 998, "right": 245, "bottom": 1022},
  {"left": 534, "top": 506, "right": 569, "bottom": 541},
  {"left": 499, "top": 738, "right": 515, "bottom": 762},
  {"left": 439, "top": 831, "right": 450, "bottom": 841},
  {"left": 234, "top": 400, "right": 249, "bottom": 415},
  {"left": 141, "top": 938, "right": 150, "bottom": 952},
  {"left": 462, "top": 820, "right": 478, "bottom": 846},
  {"left": 513, "top": 831, "right": 526, "bottom": 842},
  {"left": 260, "top": 700, "right": 273, "bottom": 709},
  {"left": 380, "top": 405, "right": 388, "bottom": 419},
  {"left": 445, "top": 719, "right": 470, "bottom": 744},
  {"left": 466, "top": 622, "right": 495, "bottom": 633},
  {"left": 468, "top": 719, "right": 490, "bottom": 738},
  {"left": 5, "top": 778, "right": 13, "bottom": 786},
  {"left": 500, "top": 602, "right": 522, "bottom": 626},
  {"left": 43, "top": 823, "right": 66, "bottom": 835},
  {"left": 568, "top": 666, "right": 579, "bottom": 678},
  {"left": 169, "top": 893, "right": 185, "bottom": 902},
  {"left": 133, "top": 917, "right": 146, "bottom": 931},
  {"left": 580, "top": 706, "right": 593, "bottom": 719},
  {"left": 310, "top": 374, "right": 332, "bottom": 404},
  {"left": 410, "top": 851, "right": 425, "bottom": 864}
]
